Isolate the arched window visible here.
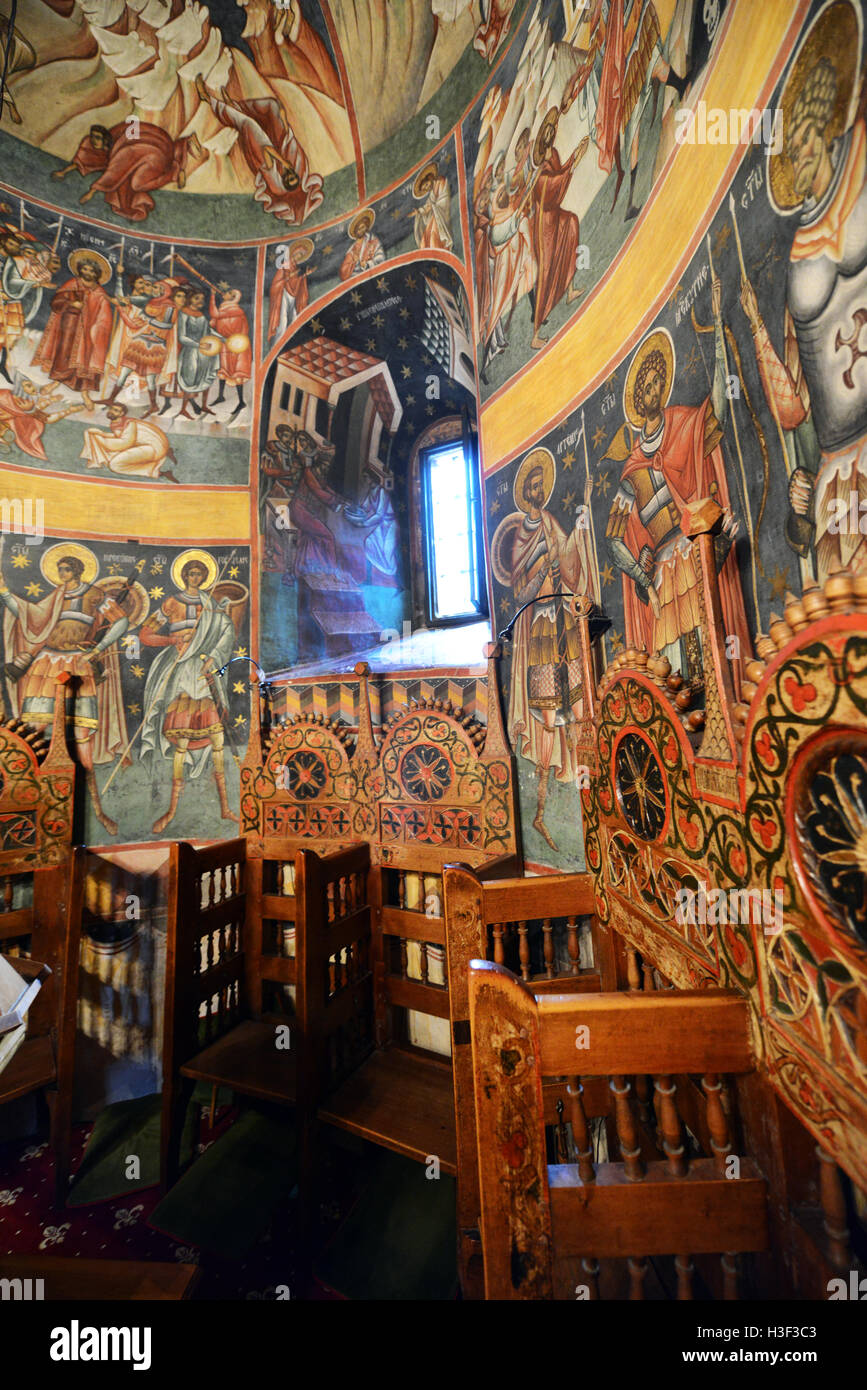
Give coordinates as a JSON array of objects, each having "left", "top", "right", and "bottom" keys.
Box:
[{"left": 409, "top": 417, "right": 488, "bottom": 629}]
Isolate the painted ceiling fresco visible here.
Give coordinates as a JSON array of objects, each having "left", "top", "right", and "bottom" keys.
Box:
[
  {"left": 0, "top": 0, "right": 530, "bottom": 237},
  {"left": 465, "top": 0, "right": 729, "bottom": 400}
]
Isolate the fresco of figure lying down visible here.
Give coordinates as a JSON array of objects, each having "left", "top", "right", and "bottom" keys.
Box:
[{"left": 0, "top": 198, "right": 255, "bottom": 484}]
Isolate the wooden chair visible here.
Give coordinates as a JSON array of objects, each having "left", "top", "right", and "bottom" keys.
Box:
[
  {"left": 309, "top": 650, "right": 522, "bottom": 1179},
  {"left": 160, "top": 836, "right": 372, "bottom": 1197},
  {"left": 0, "top": 683, "right": 79, "bottom": 1204},
  {"left": 442, "top": 863, "right": 618, "bottom": 1297},
  {"left": 469, "top": 959, "right": 769, "bottom": 1299},
  {"left": 160, "top": 837, "right": 271, "bottom": 1190}
]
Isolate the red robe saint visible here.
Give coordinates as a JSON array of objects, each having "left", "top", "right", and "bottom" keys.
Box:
[
  {"left": 33, "top": 276, "right": 113, "bottom": 392},
  {"left": 268, "top": 266, "right": 308, "bottom": 340},
  {"left": 0, "top": 391, "right": 49, "bottom": 458},
  {"left": 209, "top": 293, "right": 251, "bottom": 384},
  {"left": 70, "top": 133, "right": 110, "bottom": 178},
  {"left": 618, "top": 400, "right": 750, "bottom": 701},
  {"left": 531, "top": 151, "right": 580, "bottom": 330},
  {"left": 87, "top": 124, "right": 194, "bottom": 222},
  {"left": 596, "top": 0, "right": 625, "bottom": 174}
]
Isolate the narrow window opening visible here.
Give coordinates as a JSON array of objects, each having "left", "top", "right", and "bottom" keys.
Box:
[{"left": 421, "top": 440, "right": 488, "bottom": 626}]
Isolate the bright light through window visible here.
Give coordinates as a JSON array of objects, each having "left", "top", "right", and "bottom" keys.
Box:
[{"left": 424, "top": 442, "right": 486, "bottom": 624}]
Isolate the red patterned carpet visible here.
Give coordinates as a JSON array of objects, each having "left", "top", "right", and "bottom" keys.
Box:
[{"left": 0, "top": 1118, "right": 341, "bottom": 1300}]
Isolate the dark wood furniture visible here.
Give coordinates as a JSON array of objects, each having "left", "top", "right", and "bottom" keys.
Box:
[
  {"left": 442, "top": 863, "right": 617, "bottom": 1297},
  {"left": 0, "top": 1253, "right": 199, "bottom": 1300},
  {"left": 0, "top": 682, "right": 78, "bottom": 1204},
  {"left": 469, "top": 959, "right": 769, "bottom": 1299}
]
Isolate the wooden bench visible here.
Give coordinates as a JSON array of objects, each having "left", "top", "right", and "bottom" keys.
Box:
[
  {"left": 0, "top": 1254, "right": 198, "bottom": 1300},
  {"left": 469, "top": 959, "right": 769, "bottom": 1299}
]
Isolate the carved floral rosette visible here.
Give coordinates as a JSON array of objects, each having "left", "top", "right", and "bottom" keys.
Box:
[
  {"left": 240, "top": 716, "right": 356, "bottom": 844},
  {"left": 0, "top": 725, "right": 73, "bottom": 870},
  {"left": 377, "top": 708, "right": 514, "bottom": 857},
  {"left": 745, "top": 621, "right": 867, "bottom": 1156},
  {"left": 593, "top": 675, "right": 752, "bottom": 992}
]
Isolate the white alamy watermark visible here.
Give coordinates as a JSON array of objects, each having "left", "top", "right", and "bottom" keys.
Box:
[
  {"left": 675, "top": 882, "right": 783, "bottom": 936},
  {"left": 675, "top": 102, "right": 783, "bottom": 154},
  {"left": 0, "top": 497, "right": 44, "bottom": 544},
  {"left": 1, "top": 1275, "right": 44, "bottom": 1299},
  {"left": 50, "top": 1321, "right": 151, "bottom": 1371}
]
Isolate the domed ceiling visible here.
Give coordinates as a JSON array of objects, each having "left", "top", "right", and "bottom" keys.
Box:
[{"left": 0, "top": 0, "right": 527, "bottom": 237}]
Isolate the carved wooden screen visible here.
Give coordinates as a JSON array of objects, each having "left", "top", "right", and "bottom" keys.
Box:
[{"left": 571, "top": 500, "right": 867, "bottom": 1291}]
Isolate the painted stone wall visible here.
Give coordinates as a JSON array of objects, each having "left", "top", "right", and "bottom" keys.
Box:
[{"left": 477, "top": 0, "right": 866, "bottom": 870}]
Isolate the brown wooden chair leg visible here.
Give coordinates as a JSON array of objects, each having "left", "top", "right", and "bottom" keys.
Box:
[{"left": 161, "top": 1075, "right": 196, "bottom": 1192}]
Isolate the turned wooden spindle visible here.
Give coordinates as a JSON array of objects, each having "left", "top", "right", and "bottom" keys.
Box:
[
  {"left": 702, "top": 1072, "right": 733, "bottom": 1173},
  {"left": 628, "top": 1256, "right": 648, "bottom": 1300},
  {"left": 567, "top": 1079, "right": 595, "bottom": 1184},
  {"left": 517, "top": 921, "right": 530, "bottom": 980},
  {"left": 654, "top": 1076, "right": 687, "bottom": 1176},
  {"left": 566, "top": 916, "right": 580, "bottom": 974},
  {"left": 675, "top": 1254, "right": 695, "bottom": 1300},
  {"left": 398, "top": 871, "right": 406, "bottom": 909},
  {"left": 626, "top": 947, "right": 642, "bottom": 990},
  {"left": 580, "top": 1257, "right": 600, "bottom": 1300},
  {"left": 399, "top": 938, "right": 408, "bottom": 982},
  {"left": 721, "top": 1253, "right": 739, "bottom": 1300},
  {"left": 328, "top": 955, "right": 337, "bottom": 994},
  {"left": 611, "top": 1075, "right": 645, "bottom": 1180},
  {"left": 419, "top": 942, "right": 429, "bottom": 985},
  {"left": 817, "top": 1145, "right": 851, "bottom": 1270},
  {"left": 492, "top": 921, "right": 505, "bottom": 966},
  {"left": 2, "top": 876, "right": 11, "bottom": 913},
  {"left": 542, "top": 918, "right": 554, "bottom": 979},
  {"left": 340, "top": 946, "right": 348, "bottom": 989}
]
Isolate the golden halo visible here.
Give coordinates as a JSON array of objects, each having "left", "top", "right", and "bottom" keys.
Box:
[
  {"left": 289, "top": 236, "right": 314, "bottom": 265},
  {"left": 40, "top": 542, "right": 98, "bottom": 587},
  {"left": 68, "top": 248, "right": 112, "bottom": 284},
  {"left": 623, "top": 328, "right": 675, "bottom": 431},
  {"left": 171, "top": 549, "right": 218, "bottom": 591},
  {"left": 533, "top": 107, "right": 559, "bottom": 167},
  {"left": 490, "top": 512, "right": 524, "bottom": 586},
  {"left": 513, "top": 446, "right": 556, "bottom": 514},
  {"left": 93, "top": 576, "right": 150, "bottom": 630},
  {"left": 768, "top": 0, "right": 861, "bottom": 215},
  {"left": 348, "top": 208, "right": 375, "bottom": 239},
  {"left": 225, "top": 332, "right": 250, "bottom": 354},
  {"left": 413, "top": 162, "right": 438, "bottom": 198}
]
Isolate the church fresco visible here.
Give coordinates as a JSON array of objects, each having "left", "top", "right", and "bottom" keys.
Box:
[
  {"left": 0, "top": 0, "right": 529, "bottom": 241},
  {"left": 0, "top": 193, "right": 255, "bottom": 484},
  {"left": 463, "top": 0, "right": 729, "bottom": 398},
  {"left": 484, "top": 0, "right": 867, "bottom": 869},
  {"left": 0, "top": 532, "right": 250, "bottom": 846},
  {"left": 259, "top": 259, "right": 477, "bottom": 671},
  {"left": 262, "top": 135, "right": 463, "bottom": 353}
]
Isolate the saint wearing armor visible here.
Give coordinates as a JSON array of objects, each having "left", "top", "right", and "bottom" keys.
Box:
[
  {"left": 606, "top": 316, "right": 749, "bottom": 698},
  {"left": 0, "top": 543, "right": 133, "bottom": 834},
  {"left": 139, "top": 550, "right": 239, "bottom": 835},
  {"left": 492, "top": 448, "right": 595, "bottom": 853},
  {"left": 739, "top": 5, "right": 867, "bottom": 581}
]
